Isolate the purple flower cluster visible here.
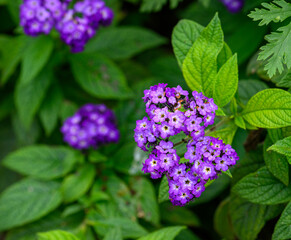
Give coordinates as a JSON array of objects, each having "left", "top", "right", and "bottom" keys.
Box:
[
  {"left": 61, "top": 103, "right": 119, "bottom": 150},
  {"left": 56, "top": 0, "right": 113, "bottom": 52},
  {"left": 220, "top": 0, "right": 244, "bottom": 13},
  {"left": 134, "top": 84, "right": 239, "bottom": 206},
  {"left": 20, "top": 0, "right": 114, "bottom": 52}
]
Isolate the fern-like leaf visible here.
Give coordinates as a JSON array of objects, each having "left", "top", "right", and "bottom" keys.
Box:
[
  {"left": 258, "top": 22, "right": 291, "bottom": 77},
  {"left": 248, "top": 0, "right": 291, "bottom": 26}
]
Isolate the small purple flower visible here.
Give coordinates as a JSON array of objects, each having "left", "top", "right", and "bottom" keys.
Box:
[
  {"left": 169, "top": 164, "right": 186, "bottom": 180},
  {"left": 220, "top": 0, "right": 244, "bottom": 13},
  {"left": 61, "top": 103, "right": 119, "bottom": 150},
  {"left": 20, "top": 0, "right": 114, "bottom": 52},
  {"left": 134, "top": 84, "right": 239, "bottom": 206}
]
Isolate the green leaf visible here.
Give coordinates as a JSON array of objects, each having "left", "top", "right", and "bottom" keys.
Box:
[
  {"left": 172, "top": 19, "right": 203, "bottom": 67},
  {"left": 273, "top": 201, "right": 291, "bottom": 240},
  {"left": 232, "top": 166, "right": 291, "bottom": 205},
  {"left": 20, "top": 35, "right": 54, "bottom": 85},
  {"left": 182, "top": 13, "right": 223, "bottom": 95},
  {"left": 140, "top": 0, "right": 167, "bottom": 12},
  {"left": 38, "top": 230, "right": 80, "bottom": 240},
  {"left": 238, "top": 79, "right": 268, "bottom": 106},
  {"left": 70, "top": 53, "right": 132, "bottom": 99},
  {"left": 208, "top": 121, "right": 238, "bottom": 145},
  {"left": 106, "top": 175, "right": 136, "bottom": 219},
  {"left": 248, "top": 0, "right": 291, "bottom": 26},
  {"left": 235, "top": 116, "right": 246, "bottom": 129},
  {"left": 92, "top": 218, "right": 148, "bottom": 239},
  {"left": 229, "top": 195, "right": 267, "bottom": 240},
  {"left": 268, "top": 136, "right": 291, "bottom": 157},
  {"left": 242, "top": 89, "right": 291, "bottom": 128},
  {"left": 158, "top": 175, "right": 169, "bottom": 203},
  {"left": 161, "top": 203, "right": 200, "bottom": 227},
  {"left": 86, "top": 27, "right": 166, "bottom": 59},
  {"left": 3, "top": 145, "right": 77, "bottom": 180},
  {"left": 268, "top": 127, "right": 291, "bottom": 143},
  {"left": 223, "top": 169, "right": 233, "bottom": 178},
  {"left": 39, "top": 84, "right": 63, "bottom": 136},
  {"left": 6, "top": 211, "right": 84, "bottom": 240},
  {"left": 61, "top": 164, "right": 96, "bottom": 203},
  {"left": 0, "top": 35, "right": 25, "bottom": 85},
  {"left": 137, "top": 226, "right": 186, "bottom": 240},
  {"left": 264, "top": 135, "right": 289, "bottom": 185},
  {"left": 132, "top": 177, "right": 160, "bottom": 225},
  {"left": 169, "top": 0, "right": 183, "bottom": 8},
  {"left": 15, "top": 67, "right": 52, "bottom": 129},
  {"left": 104, "top": 228, "right": 122, "bottom": 240},
  {"left": 214, "top": 197, "right": 235, "bottom": 240},
  {"left": 217, "top": 43, "right": 233, "bottom": 69},
  {"left": 258, "top": 22, "right": 291, "bottom": 77},
  {"left": 111, "top": 142, "right": 135, "bottom": 174},
  {"left": 213, "top": 54, "right": 238, "bottom": 107},
  {"left": 0, "top": 179, "right": 62, "bottom": 231}
]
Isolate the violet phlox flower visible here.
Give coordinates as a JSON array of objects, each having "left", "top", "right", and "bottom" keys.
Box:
[
  {"left": 134, "top": 84, "right": 239, "bottom": 206},
  {"left": 20, "top": 0, "right": 114, "bottom": 52},
  {"left": 61, "top": 103, "right": 119, "bottom": 150},
  {"left": 220, "top": 0, "right": 244, "bottom": 13}
]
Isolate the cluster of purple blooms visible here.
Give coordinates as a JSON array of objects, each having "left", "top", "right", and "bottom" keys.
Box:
[
  {"left": 20, "top": 0, "right": 114, "bottom": 52},
  {"left": 220, "top": 0, "right": 244, "bottom": 13},
  {"left": 134, "top": 84, "right": 239, "bottom": 206},
  {"left": 61, "top": 104, "right": 119, "bottom": 150}
]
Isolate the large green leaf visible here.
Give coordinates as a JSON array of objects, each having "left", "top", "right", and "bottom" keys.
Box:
[
  {"left": 38, "top": 230, "right": 80, "bottom": 240},
  {"left": 0, "top": 35, "right": 25, "bottom": 85},
  {"left": 268, "top": 136, "right": 291, "bottom": 157},
  {"left": 106, "top": 175, "right": 136, "bottom": 219},
  {"left": 214, "top": 197, "right": 235, "bottom": 240},
  {"left": 233, "top": 167, "right": 291, "bottom": 205},
  {"left": 3, "top": 145, "right": 77, "bottom": 180},
  {"left": 161, "top": 203, "right": 200, "bottom": 227},
  {"left": 137, "top": 226, "right": 186, "bottom": 240},
  {"left": 86, "top": 27, "right": 166, "bottom": 59},
  {"left": 273, "top": 201, "right": 291, "bottom": 240},
  {"left": 213, "top": 54, "right": 238, "bottom": 107},
  {"left": 264, "top": 135, "right": 289, "bottom": 185},
  {"left": 158, "top": 175, "right": 169, "bottom": 203},
  {"left": 70, "top": 53, "right": 132, "bottom": 99},
  {"left": 230, "top": 196, "right": 267, "bottom": 240},
  {"left": 6, "top": 211, "right": 84, "bottom": 240},
  {"left": 19, "top": 35, "right": 54, "bottom": 85},
  {"left": 0, "top": 179, "right": 62, "bottom": 231},
  {"left": 15, "top": 67, "right": 52, "bottom": 129},
  {"left": 92, "top": 218, "right": 148, "bottom": 239},
  {"left": 104, "top": 228, "right": 122, "bottom": 240},
  {"left": 182, "top": 14, "right": 223, "bottom": 96},
  {"left": 172, "top": 19, "right": 203, "bottom": 67},
  {"left": 39, "top": 84, "right": 63, "bottom": 136},
  {"left": 132, "top": 177, "right": 160, "bottom": 225},
  {"left": 242, "top": 89, "right": 291, "bottom": 128},
  {"left": 61, "top": 164, "right": 95, "bottom": 203}
]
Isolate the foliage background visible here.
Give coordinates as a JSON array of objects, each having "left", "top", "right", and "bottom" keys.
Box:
[{"left": 0, "top": 0, "right": 291, "bottom": 239}]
